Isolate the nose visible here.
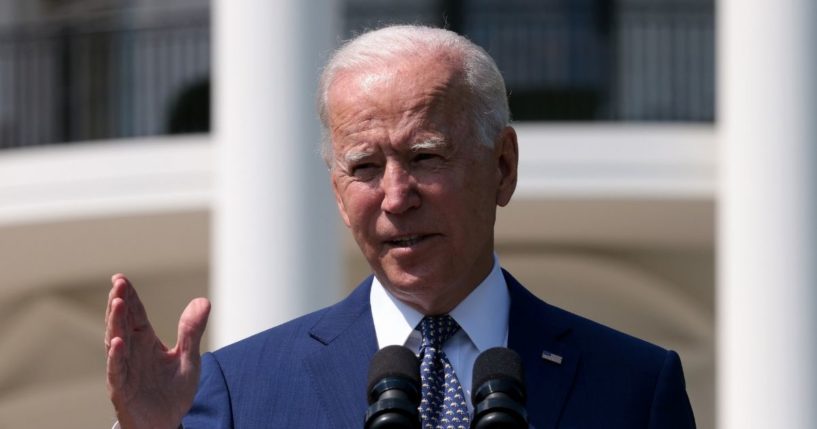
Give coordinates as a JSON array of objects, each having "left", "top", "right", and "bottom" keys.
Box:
[{"left": 380, "top": 162, "right": 420, "bottom": 214}]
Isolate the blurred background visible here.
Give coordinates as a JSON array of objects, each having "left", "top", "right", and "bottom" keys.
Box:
[{"left": 0, "top": 0, "right": 808, "bottom": 428}]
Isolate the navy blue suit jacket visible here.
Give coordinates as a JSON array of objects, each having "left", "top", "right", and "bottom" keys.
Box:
[{"left": 183, "top": 271, "right": 695, "bottom": 428}]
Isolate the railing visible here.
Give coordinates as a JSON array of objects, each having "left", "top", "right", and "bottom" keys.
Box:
[
  {"left": 1, "top": 1, "right": 715, "bottom": 149},
  {"left": 348, "top": 0, "right": 716, "bottom": 122},
  {"left": 0, "top": 11, "right": 210, "bottom": 149},
  {"left": 615, "top": 0, "right": 715, "bottom": 121}
]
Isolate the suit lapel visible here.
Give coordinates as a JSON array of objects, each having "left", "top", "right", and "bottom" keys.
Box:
[
  {"left": 303, "top": 277, "right": 379, "bottom": 429},
  {"left": 505, "top": 270, "right": 580, "bottom": 429},
  {"left": 300, "top": 272, "right": 580, "bottom": 428}
]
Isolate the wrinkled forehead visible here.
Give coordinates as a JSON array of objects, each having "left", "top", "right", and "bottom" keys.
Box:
[
  {"left": 335, "top": 48, "right": 470, "bottom": 98},
  {"left": 328, "top": 58, "right": 470, "bottom": 127},
  {"left": 322, "top": 52, "right": 479, "bottom": 164},
  {"left": 332, "top": 54, "right": 461, "bottom": 100}
]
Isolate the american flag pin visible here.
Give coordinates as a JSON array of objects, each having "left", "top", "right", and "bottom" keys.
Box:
[{"left": 541, "top": 350, "right": 563, "bottom": 365}]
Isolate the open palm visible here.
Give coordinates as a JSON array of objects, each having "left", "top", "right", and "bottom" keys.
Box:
[{"left": 105, "top": 274, "right": 210, "bottom": 429}]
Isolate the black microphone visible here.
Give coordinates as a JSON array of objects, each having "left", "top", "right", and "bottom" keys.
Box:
[
  {"left": 364, "top": 345, "right": 421, "bottom": 429},
  {"left": 471, "top": 347, "right": 528, "bottom": 429}
]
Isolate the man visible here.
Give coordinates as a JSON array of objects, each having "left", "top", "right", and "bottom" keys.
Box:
[{"left": 105, "top": 25, "right": 696, "bottom": 428}]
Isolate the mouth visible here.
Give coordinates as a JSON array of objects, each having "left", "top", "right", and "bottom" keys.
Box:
[{"left": 384, "top": 234, "right": 435, "bottom": 248}]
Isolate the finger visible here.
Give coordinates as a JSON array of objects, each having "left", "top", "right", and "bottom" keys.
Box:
[
  {"left": 176, "top": 297, "right": 211, "bottom": 358},
  {"left": 105, "top": 274, "right": 129, "bottom": 335},
  {"left": 115, "top": 275, "right": 153, "bottom": 333},
  {"left": 126, "top": 284, "right": 151, "bottom": 332},
  {"left": 106, "top": 297, "right": 128, "bottom": 353},
  {"left": 106, "top": 336, "right": 128, "bottom": 398}
]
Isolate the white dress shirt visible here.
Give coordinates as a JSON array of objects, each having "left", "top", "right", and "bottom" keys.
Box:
[{"left": 369, "top": 255, "right": 511, "bottom": 412}]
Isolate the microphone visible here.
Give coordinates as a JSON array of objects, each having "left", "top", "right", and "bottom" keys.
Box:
[
  {"left": 471, "top": 347, "right": 528, "bottom": 429},
  {"left": 364, "top": 345, "right": 421, "bottom": 429}
]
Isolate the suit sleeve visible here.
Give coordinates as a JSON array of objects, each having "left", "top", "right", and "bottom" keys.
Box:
[
  {"left": 647, "top": 350, "right": 696, "bottom": 429},
  {"left": 182, "top": 352, "right": 234, "bottom": 428}
]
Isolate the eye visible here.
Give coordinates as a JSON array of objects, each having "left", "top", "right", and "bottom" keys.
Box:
[
  {"left": 413, "top": 153, "right": 440, "bottom": 163},
  {"left": 350, "top": 162, "right": 380, "bottom": 179}
]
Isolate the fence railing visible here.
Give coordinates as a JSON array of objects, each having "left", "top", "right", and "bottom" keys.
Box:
[
  {"left": 347, "top": 0, "right": 715, "bottom": 122},
  {"left": 0, "top": 11, "right": 210, "bottom": 149},
  {"left": 460, "top": 0, "right": 715, "bottom": 121},
  {"left": 1, "top": 1, "right": 714, "bottom": 149}
]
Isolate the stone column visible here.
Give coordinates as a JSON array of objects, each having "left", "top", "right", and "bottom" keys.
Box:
[
  {"left": 211, "top": 0, "right": 341, "bottom": 347},
  {"left": 718, "top": 0, "right": 817, "bottom": 427}
]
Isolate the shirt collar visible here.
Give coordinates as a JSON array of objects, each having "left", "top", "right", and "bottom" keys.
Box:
[{"left": 370, "top": 255, "right": 510, "bottom": 352}]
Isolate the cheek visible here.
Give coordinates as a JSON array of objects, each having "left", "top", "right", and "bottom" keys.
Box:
[
  {"left": 450, "top": 183, "right": 497, "bottom": 230},
  {"left": 342, "top": 188, "right": 381, "bottom": 229}
]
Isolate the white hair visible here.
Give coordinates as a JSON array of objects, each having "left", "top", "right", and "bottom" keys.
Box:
[{"left": 318, "top": 25, "right": 510, "bottom": 164}]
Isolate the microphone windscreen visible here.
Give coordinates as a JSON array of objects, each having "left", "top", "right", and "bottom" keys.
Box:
[
  {"left": 367, "top": 345, "right": 421, "bottom": 396},
  {"left": 472, "top": 347, "right": 525, "bottom": 401}
]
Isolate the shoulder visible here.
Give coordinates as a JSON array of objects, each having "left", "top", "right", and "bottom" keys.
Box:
[
  {"left": 553, "top": 305, "right": 695, "bottom": 427},
  {"left": 505, "top": 268, "right": 669, "bottom": 357},
  {"left": 505, "top": 268, "right": 677, "bottom": 382},
  {"left": 208, "top": 275, "right": 374, "bottom": 372},
  {"left": 548, "top": 300, "right": 672, "bottom": 369},
  {"left": 504, "top": 270, "right": 695, "bottom": 427},
  {"left": 187, "top": 278, "right": 376, "bottom": 427}
]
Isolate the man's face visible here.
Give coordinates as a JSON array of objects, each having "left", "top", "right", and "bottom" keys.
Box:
[{"left": 327, "top": 54, "right": 518, "bottom": 315}]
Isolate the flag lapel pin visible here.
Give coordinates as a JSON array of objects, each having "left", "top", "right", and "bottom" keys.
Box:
[{"left": 541, "top": 350, "right": 563, "bottom": 365}]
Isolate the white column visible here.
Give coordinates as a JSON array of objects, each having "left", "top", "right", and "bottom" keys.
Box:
[
  {"left": 719, "top": 0, "right": 817, "bottom": 427},
  {"left": 212, "top": 0, "right": 342, "bottom": 347}
]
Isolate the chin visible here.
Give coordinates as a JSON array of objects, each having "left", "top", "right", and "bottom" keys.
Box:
[
  {"left": 378, "top": 267, "right": 433, "bottom": 292},
  {"left": 383, "top": 268, "right": 455, "bottom": 299},
  {"left": 381, "top": 270, "right": 429, "bottom": 292}
]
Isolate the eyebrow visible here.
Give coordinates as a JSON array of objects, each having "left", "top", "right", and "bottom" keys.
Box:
[
  {"left": 343, "top": 149, "right": 375, "bottom": 164},
  {"left": 410, "top": 138, "right": 448, "bottom": 152},
  {"left": 340, "top": 138, "right": 448, "bottom": 165}
]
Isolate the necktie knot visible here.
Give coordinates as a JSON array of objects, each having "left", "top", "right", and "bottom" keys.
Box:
[{"left": 418, "top": 315, "right": 460, "bottom": 350}]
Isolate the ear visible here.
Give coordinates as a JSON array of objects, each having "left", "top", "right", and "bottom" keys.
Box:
[
  {"left": 331, "top": 172, "right": 352, "bottom": 228},
  {"left": 494, "top": 126, "right": 518, "bottom": 207}
]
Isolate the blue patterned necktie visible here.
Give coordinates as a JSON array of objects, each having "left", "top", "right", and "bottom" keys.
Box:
[{"left": 417, "top": 315, "right": 470, "bottom": 429}]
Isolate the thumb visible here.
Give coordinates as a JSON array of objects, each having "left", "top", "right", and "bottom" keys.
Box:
[{"left": 177, "top": 297, "right": 211, "bottom": 358}]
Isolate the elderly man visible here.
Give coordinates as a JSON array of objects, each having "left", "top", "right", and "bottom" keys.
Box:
[{"left": 105, "top": 25, "right": 695, "bottom": 428}]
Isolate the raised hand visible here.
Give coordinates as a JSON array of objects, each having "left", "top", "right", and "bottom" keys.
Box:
[{"left": 105, "top": 274, "right": 211, "bottom": 429}]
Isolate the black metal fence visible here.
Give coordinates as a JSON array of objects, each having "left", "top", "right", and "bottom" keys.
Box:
[
  {"left": 0, "top": 11, "right": 210, "bottom": 148},
  {"left": 347, "top": 0, "right": 716, "bottom": 122},
  {"left": 614, "top": 0, "right": 715, "bottom": 121},
  {"left": 0, "top": 1, "right": 714, "bottom": 149}
]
